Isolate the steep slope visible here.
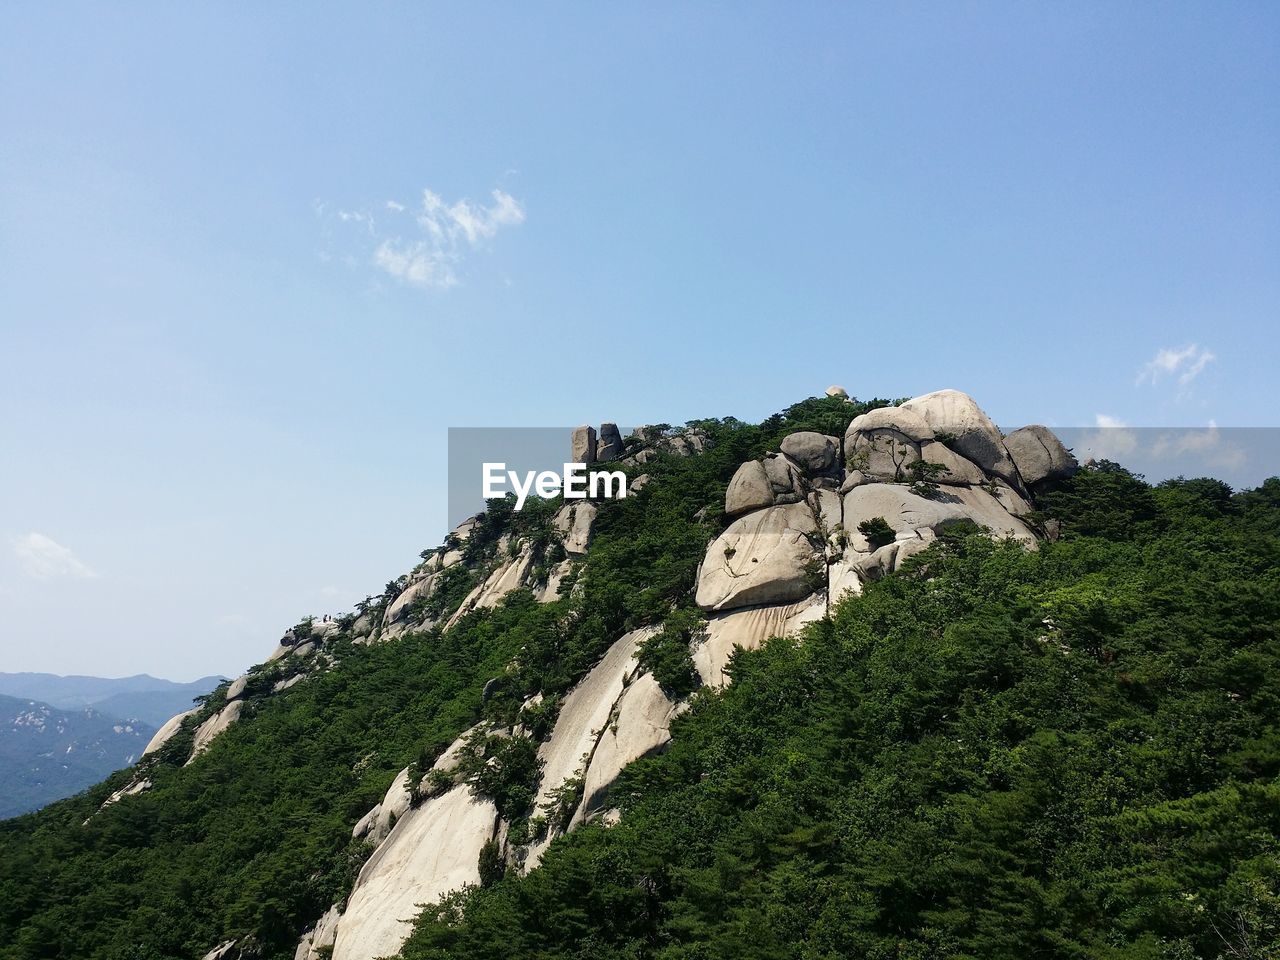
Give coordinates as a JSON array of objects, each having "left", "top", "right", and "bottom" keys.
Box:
[
  {"left": 0, "top": 695, "right": 154, "bottom": 819},
  {"left": 2, "top": 391, "right": 1276, "bottom": 960},
  {"left": 399, "top": 470, "right": 1280, "bottom": 960}
]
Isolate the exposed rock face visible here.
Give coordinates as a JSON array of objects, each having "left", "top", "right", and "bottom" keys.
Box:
[
  {"left": 694, "top": 596, "right": 827, "bottom": 687},
  {"left": 537, "top": 558, "right": 574, "bottom": 602},
  {"left": 267, "top": 619, "right": 337, "bottom": 662},
  {"left": 843, "top": 483, "right": 1035, "bottom": 552},
  {"left": 323, "top": 727, "right": 496, "bottom": 960},
  {"left": 844, "top": 406, "right": 934, "bottom": 482},
  {"left": 352, "top": 767, "right": 413, "bottom": 844},
  {"left": 622, "top": 426, "right": 712, "bottom": 465},
  {"left": 780, "top": 432, "right": 840, "bottom": 477},
  {"left": 725, "top": 460, "right": 775, "bottom": 518},
  {"left": 1004, "top": 424, "right": 1078, "bottom": 488},
  {"left": 472, "top": 542, "right": 537, "bottom": 610},
  {"left": 920, "top": 438, "right": 987, "bottom": 485},
  {"left": 554, "top": 502, "right": 597, "bottom": 556},
  {"left": 451, "top": 515, "right": 479, "bottom": 544},
  {"left": 656, "top": 428, "right": 710, "bottom": 458},
  {"left": 330, "top": 784, "right": 499, "bottom": 960},
  {"left": 382, "top": 574, "right": 442, "bottom": 640},
  {"left": 571, "top": 425, "right": 597, "bottom": 464},
  {"left": 763, "top": 453, "right": 804, "bottom": 499},
  {"left": 97, "top": 777, "right": 153, "bottom": 813},
  {"left": 272, "top": 674, "right": 304, "bottom": 694},
  {"left": 900, "top": 389, "right": 1018, "bottom": 483},
  {"left": 573, "top": 671, "right": 679, "bottom": 826},
  {"left": 142, "top": 708, "right": 198, "bottom": 756},
  {"left": 288, "top": 387, "right": 1065, "bottom": 960},
  {"left": 826, "top": 385, "right": 849, "bottom": 398},
  {"left": 695, "top": 502, "right": 822, "bottom": 611},
  {"left": 225, "top": 675, "right": 250, "bottom": 702},
  {"left": 525, "top": 628, "right": 654, "bottom": 869},
  {"left": 698, "top": 392, "right": 1062, "bottom": 639},
  {"left": 294, "top": 905, "right": 341, "bottom": 960},
  {"left": 596, "top": 422, "right": 624, "bottom": 461},
  {"left": 186, "top": 699, "right": 243, "bottom": 764}
]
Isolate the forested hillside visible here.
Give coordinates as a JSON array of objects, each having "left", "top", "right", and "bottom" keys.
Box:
[
  {"left": 1, "top": 395, "right": 1276, "bottom": 960},
  {"left": 402, "top": 468, "right": 1280, "bottom": 960}
]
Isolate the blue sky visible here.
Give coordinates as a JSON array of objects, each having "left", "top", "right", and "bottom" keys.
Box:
[{"left": 1, "top": 3, "right": 1277, "bottom": 681}]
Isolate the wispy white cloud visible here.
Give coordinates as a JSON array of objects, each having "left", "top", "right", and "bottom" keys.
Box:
[
  {"left": 337, "top": 209, "right": 376, "bottom": 235},
  {"left": 373, "top": 240, "right": 460, "bottom": 289},
  {"left": 1136, "top": 344, "right": 1216, "bottom": 387},
  {"left": 11, "top": 533, "right": 97, "bottom": 580},
  {"left": 329, "top": 186, "right": 525, "bottom": 291}
]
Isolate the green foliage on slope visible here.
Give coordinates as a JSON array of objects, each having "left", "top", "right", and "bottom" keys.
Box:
[
  {"left": 400, "top": 470, "right": 1280, "bottom": 960},
  {"left": 0, "top": 395, "right": 881, "bottom": 960}
]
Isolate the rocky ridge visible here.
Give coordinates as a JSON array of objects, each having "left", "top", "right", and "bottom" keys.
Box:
[{"left": 154, "top": 394, "right": 1071, "bottom": 960}]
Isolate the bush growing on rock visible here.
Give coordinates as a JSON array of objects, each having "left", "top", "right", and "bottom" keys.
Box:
[
  {"left": 477, "top": 838, "right": 505, "bottom": 888},
  {"left": 635, "top": 609, "right": 705, "bottom": 700},
  {"left": 456, "top": 731, "right": 543, "bottom": 822},
  {"left": 906, "top": 458, "right": 948, "bottom": 496},
  {"left": 858, "top": 515, "right": 896, "bottom": 548}
]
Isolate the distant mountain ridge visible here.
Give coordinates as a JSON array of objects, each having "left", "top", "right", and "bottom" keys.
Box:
[
  {"left": 0, "top": 694, "right": 155, "bottom": 819},
  {"left": 0, "top": 672, "right": 224, "bottom": 818},
  {"left": 0, "top": 672, "right": 224, "bottom": 727}
]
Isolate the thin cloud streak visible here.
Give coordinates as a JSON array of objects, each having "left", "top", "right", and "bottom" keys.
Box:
[
  {"left": 329, "top": 185, "right": 525, "bottom": 291},
  {"left": 1136, "top": 344, "right": 1216, "bottom": 387}
]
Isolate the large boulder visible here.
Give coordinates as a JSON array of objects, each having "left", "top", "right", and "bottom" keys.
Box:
[
  {"left": 900, "top": 389, "right": 1018, "bottom": 482},
  {"left": 571, "top": 425, "right": 597, "bottom": 464},
  {"left": 225, "top": 675, "right": 250, "bottom": 702},
  {"left": 142, "top": 708, "right": 198, "bottom": 756},
  {"left": 596, "top": 422, "right": 624, "bottom": 461},
  {"left": 843, "top": 482, "right": 1037, "bottom": 554},
  {"left": 762, "top": 454, "right": 804, "bottom": 502},
  {"left": 826, "top": 385, "right": 849, "bottom": 398},
  {"left": 844, "top": 406, "right": 935, "bottom": 482},
  {"left": 1004, "top": 425, "right": 1078, "bottom": 487},
  {"left": 695, "top": 502, "right": 822, "bottom": 611},
  {"left": 779, "top": 432, "right": 840, "bottom": 477},
  {"left": 724, "top": 461, "right": 775, "bottom": 517},
  {"left": 919, "top": 439, "right": 986, "bottom": 485},
  {"left": 846, "top": 406, "right": 935, "bottom": 443}
]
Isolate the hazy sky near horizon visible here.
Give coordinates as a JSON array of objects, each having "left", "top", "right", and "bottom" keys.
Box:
[{"left": 2, "top": 4, "right": 1277, "bottom": 681}]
